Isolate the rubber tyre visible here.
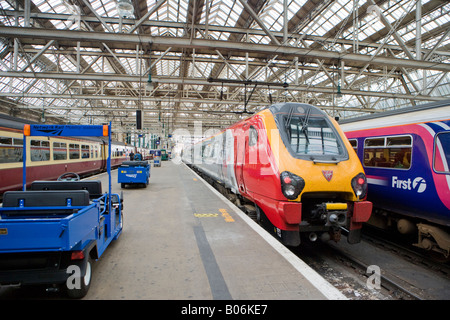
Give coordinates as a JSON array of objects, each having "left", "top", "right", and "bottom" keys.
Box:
[{"left": 66, "top": 256, "right": 93, "bottom": 299}]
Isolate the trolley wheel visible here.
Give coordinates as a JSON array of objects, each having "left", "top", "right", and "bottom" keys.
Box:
[{"left": 66, "top": 255, "right": 93, "bottom": 299}]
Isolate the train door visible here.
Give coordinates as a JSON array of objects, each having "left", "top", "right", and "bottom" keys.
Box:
[
  {"left": 100, "top": 140, "right": 108, "bottom": 171},
  {"left": 235, "top": 123, "right": 248, "bottom": 195},
  {"left": 223, "top": 129, "right": 238, "bottom": 193}
]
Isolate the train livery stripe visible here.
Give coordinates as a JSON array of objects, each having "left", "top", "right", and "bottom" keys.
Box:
[
  {"left": 366, "top": 175, "right": 389, "bottom": 186},
  {"left": 418, "top": 122, "right": 450, "bottom": 211}
]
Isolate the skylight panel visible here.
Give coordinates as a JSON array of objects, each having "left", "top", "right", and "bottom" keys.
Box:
[
  {"left": 207, "top": 0, "right": 243, "bottom": 27},
  {"left": 0, "top": 1, "right": 13, "bottom": 10},
  {"left": 151, "top": 0, "right": 187, "bottom": 23},
  {"left": 104, "top": 1, "right": 116, "bottom": 14},
  {"left": 259, "top": 1, "right": 282, "bottom": 30},
  {"left": 91, "top": 0, "right": 107, "bottom": 17}
]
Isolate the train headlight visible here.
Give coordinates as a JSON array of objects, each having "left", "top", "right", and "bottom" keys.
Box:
[
  {"left": 351, "top": 173, "right": 368, "bottom": 199},
  {"left": 280, "top": 171, "right": 305, "bottom": 200}
]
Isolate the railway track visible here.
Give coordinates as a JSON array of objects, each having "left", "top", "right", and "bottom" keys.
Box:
[
  {"left": 294, "top": 232, "right": 450, "bottom": 300},
  {"left": 192, "top": 167, "right": 450, "bottom": 300}
]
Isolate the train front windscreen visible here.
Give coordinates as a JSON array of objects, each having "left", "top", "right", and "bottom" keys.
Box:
[{"left": 271, "top": 103, "right": 348, "bottom": 162}]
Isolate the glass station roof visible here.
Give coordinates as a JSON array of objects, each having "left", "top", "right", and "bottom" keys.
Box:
[{"left": 0, "top": 0, "right": 448, "bottom": 128}]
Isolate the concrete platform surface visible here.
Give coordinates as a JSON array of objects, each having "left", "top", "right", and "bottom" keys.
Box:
[
  {"left": 85, "top": 160, "right": 345, "bottom": 300},
  {"left": 0, "top": 160, "right": 346, "bottom": 300}
]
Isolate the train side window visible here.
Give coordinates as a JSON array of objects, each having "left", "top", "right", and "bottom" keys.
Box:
[
  {"left": 30, "top": 140, "right": 50, "bottom": 162},
  {"left": 348, "top": 139, "right": 357, "bottom": 153},
  {"left": 203, "top": 143, "right": 212, "bottom": 158},
  {"left": 69, "top": 143, "right": 80, "bottom": 159},
  {"left": 81, "top": 145, "right": 90, "bottom": 158},
  {"left": 0, "top": 136, "right": 23, "bottom": 163},
  {"left": 434, "top": 132, "right": 450, "bottom": 174},
  {"left": 53, "top": 142, "right": 67, "bottom": 160},
  {"left": 364, "top": 138, "right": 384, "bottom": 147},
  {"left": 363, "top": 135, "right": 411, "bottom": 169},
  {"left": 249, "top": 126, "right": 258, "bottom": 147}
]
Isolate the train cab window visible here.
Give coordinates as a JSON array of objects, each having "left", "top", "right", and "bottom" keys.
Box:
[
  {"left": 0, "top": 136, "right": 23, "bottom": 163},
  {"left": 249, "top": 126, "right": 258, "bottom": 147},
  {"left": 434, "top": 132, "right": 450, "bottom": 173},
  {"left": 30, "top": 140, "right": 50, "bottom": 162},
  {"left": 81, "top": 145, "right": 90, "bottom": 158},
  {"left": 287, "top": 117, "right": 343, "bottom": 156},
  {"left": 69, "top": 143, "right": 80, "bottom": 159},
  {"left": 364, "top": 135, "right": 412, "bottom": 169},
  {"left": 53, "top": 142, "right": 67, "bottom": 160}
]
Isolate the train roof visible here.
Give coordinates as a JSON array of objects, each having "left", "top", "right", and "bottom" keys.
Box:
[
  {"left": 0, "top": 113, "right": 128, "bottom": 145},
  {"left": 269, "top": 102, "right": 327, "bottom": 117},
  {"left": 0, "top": 113, "right": 36, "bottom": 131},
  {"left": 339, "top": 99, "right": 450, "bottom": 132}
]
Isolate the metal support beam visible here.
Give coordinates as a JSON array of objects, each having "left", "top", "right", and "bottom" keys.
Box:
[
  {"left": 24, "top": 0, "right": 30, "bottom": 28},
  {"left": 369, "top": 0, "right": 415, "bottom": 60},
  {"left": 128, "top": 0, "right": 166, "bottom": 34},
  {"left": 416, "top": 0, "right": 422, "bottom": 60},
  {"left": 283, "top": 0, "right": 288, "bottom": 43},
  {"left": 81, "top": 0, "right": 114, "bottom": 33},
  {"left": 0, "top": 72, "right": 444, "bottom": 102},
  {"left": 2, "top": 10, "right": 449, "bottom": 58},
  {"left": 423, "top": 28, "right": 450, "bottom": 61},
  {"left": 237, "top": 0, "right": 281, "bottom": 46},
  {"left": 1, "top": 27, "right": 448, "bottom": 72}
]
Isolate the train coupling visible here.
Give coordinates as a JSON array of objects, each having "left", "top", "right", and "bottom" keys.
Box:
[{"left": 313, "top": 203, "right": 348, "bottom": 228}]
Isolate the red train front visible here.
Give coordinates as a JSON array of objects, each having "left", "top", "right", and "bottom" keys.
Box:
[{"left": 183, "top": 102, "right": 372, "bottom": 246}]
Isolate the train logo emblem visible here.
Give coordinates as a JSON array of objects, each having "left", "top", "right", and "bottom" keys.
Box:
[
  {"left": 391, "top": 176, "right": 426, "bottom": 193},
  {"left": 322, "top": 170, "right": 333, "bottom": 182},
  {"left": 412, "top": 177, "right": 427, "bottom": 193}
]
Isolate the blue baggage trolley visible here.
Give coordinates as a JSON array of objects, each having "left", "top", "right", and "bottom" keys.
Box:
[
  {"left": 153, "top": 149, "right": 161, "bottom": 167},
  {"left": 0, "top": 123, "right": 123, "bottom": 298},
  {"left": 118, "top": 160, "right": 150, "bottom": 188}
]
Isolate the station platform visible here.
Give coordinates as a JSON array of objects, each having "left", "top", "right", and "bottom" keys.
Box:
[
  {"left": 0, "top": 159, "right": 346, "bottom": 300},
  {"left": 80, "top": 160, "right": 345, "bottom": 300}
]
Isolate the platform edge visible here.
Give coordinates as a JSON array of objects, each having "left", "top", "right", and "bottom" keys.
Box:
[{"left": 183, "top": 163, "right": 347, "bottom": 300}]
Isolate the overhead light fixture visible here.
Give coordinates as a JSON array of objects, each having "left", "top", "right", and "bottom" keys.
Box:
[
  {"left": 336, "top": 84, "right": 342, "bottom": 98},
  {"left": 146, "top": 72, "right": 154, "bottom": 90},
  {"left": 116, "top": 0, "right": 134, "bottom": 18}
]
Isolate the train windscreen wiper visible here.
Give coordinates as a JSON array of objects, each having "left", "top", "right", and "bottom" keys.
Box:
[
  {"left": 284, "top": 105, "right": 295, "bottom": 132},
  {"left": 301, "top": 107, "right": 311, "bottom": 145}
]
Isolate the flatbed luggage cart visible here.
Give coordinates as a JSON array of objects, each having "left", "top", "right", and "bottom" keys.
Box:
[
  {"left": 0, "top": 124, "right": 123, "bottom": 299},
  {"left": 153, "top": 156, "right": 161, "bottom": 167},
  {"left": 118, "top": 160, "right": 150, "bottom": 188}
]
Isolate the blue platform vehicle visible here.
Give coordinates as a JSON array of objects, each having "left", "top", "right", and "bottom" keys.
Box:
[
  {"left": 151, "top": 149, "right": 162, "bottom": 167},
  {"left": 0, "top": 123, "right": 123, "bottom": 298},
  {"left": 118, "top": 157, "right": 150, "bottom": 188}
]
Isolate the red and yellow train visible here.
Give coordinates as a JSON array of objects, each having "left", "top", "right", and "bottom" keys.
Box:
[
  {"left": 0, "top": 114, "right": 138, "bottom": 194},
  {"left": 183, "top": 102, "right": 372, "bottom": 246}
]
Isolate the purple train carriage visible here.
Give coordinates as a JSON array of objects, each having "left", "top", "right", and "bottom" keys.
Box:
[{"left": 340, "top": 100, "right": 450, "bottom": 257}]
